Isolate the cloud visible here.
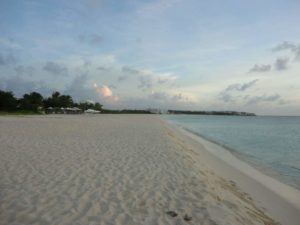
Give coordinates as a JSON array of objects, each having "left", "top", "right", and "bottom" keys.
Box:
[
  {"left": 117, "top": 75, "right": 128, "bottom": 82},
  {"left": 225, "top": 79, "right": 258, "bottom": 92},
  {"left": 149, "top": 91, "right": 168, "bottom": 101},
  {"left": 118, "top": 66, "right": 140, "bottom": 82},
  {"left": 246, "top": 94, "right": 281, "bottom": 105},
  {"left": 137, "top": 70, "right": 177, "bottom": 90},
  {"left": 1, "top": 76, "right": 51, "bottom": 97},
  {"left": 138, "top": 0, "right": 182, "bottom": 17},
  {"left": 274, "top": 58, "right": 289, "bottom": 71},
  {"left": 64, "top": 74, "right": 96, "bottom": 101},
  {"left": 97, "top": 66, "right": 110, "bottom": 71},
  {"left": 138, "top": 75, "right": 155, "bottom": 89},
  {"left": 15, "top": 65, "right": 35, "bottom": 75},
  {"left": 94, "top": 83, "right": 119, "bottom": 102},
  {"left": 122, "top": 66, "right": 139, "bottom": 74},
  {"left": 0, "top": 38, "right": 21, "bottom": 49},
  {"left": 149, "top": 91, "right": 192, "bottom": 103},
  {"left": 108, "top": 84, "right": 117, "bottom": 89},
  {"left": 219, "top": 92, "right": 234, "bottom": 103},
  {"left": 158, "top": 74, "right": 177, "bottom": 84},
  {"left": 0, "top": 52, "right": 17, "bottom": 66},
  {"left": 172, "top": 93, "right": 191, "bottom": 102},
  {"left": 218, "top": 80, "right": 259, "bottom": 103},
  {"left": 43, "top": 61, "right": 68, "bottom": 75},
  {"left": 272, "top": 41, "right": 300, "bottom": 60},
  {"left": 3, "top": 76, "right": 35, "bottom": 96},
  {"left": 272, "top": 41, "right": 297, "bottom": 52},
  {"left": 79, "top": 34, "right": 102, "bottom": 45},
  {"left": 98, "top": 65, "right": 178, "bottom": 89},
  {"left": 248, "top": 64, "right": 271, "bottom": 73},
  {"left": 248, "top": 41, "right": 300, "bottom": 74},
  {"left": 99, "top": 85, "right": 112, "bottom": 97},
  {"left": 83, "top": 59, "right": 92, "bottom": 67},
  {"left": 64, "top": 74, "right": 118, "bottom": 105}
]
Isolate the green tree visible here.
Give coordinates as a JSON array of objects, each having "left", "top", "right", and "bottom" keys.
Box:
[
  {"left": 59, "top": 95, "right": 73, "bottom": 107},
  {"left": 0, "top": 90, "right": 18, "bottom": 111},
  {"left": 20, "top": 92, "right": 44, "bottom": 112},
  {"left": 94, "top": 102, "right": 102, "bottom": 111},
  {"left": 44, "top": 92, "right": 74, "bottom": 108},
  {"left": 77, "top": 101, "right": 102, "bottom": 111}
]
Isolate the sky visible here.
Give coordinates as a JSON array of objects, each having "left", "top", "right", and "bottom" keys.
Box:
[{"left": 0, "top": 0, "right": 300, "bottom": 115}]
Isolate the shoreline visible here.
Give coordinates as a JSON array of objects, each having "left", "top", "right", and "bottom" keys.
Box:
[
  {"left": 162, "top": 118, "right": 300, "bottom": 225},
  {"left": 167, "top": 120, "right": 300, "bottom": 191}
]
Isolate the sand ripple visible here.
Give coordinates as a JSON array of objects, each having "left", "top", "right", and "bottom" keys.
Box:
[{"left": 0, "top": 115, "right": 278, "bottom": 225}]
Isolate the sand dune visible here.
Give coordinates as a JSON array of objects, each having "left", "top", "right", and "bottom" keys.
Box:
[{"left": 0, "top": 115, "right": 279, "bottom": 225}]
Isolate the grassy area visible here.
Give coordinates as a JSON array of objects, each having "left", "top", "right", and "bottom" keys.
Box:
[{"left": 0, "top": 110, "right": 44, "bottom": 116}]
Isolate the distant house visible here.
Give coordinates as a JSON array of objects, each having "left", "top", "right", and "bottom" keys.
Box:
[
  {"left": 84, "top": 109, "right": 101, "bottom": 114},
  {"left": 46, "top": 107, "right": 54, "bottom": 114},
  {"left": 64, "top": 107, "right": 82, "bottom": 114},
  {"left": 46, "top": 107, "right": 82, "bottom": 114}
]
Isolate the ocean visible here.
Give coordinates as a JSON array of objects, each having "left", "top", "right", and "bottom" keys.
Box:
[{"left": 164, "top": 115, "right": 300, "bottom": 190}]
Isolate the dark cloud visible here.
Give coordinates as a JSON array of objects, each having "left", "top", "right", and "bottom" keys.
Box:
[
  {"left": 15, "top": 65, "right": 35, "bottom": 75},
  {"left": 97, "top": 66, "right": 110, "bottom": 71},
  {"left": 0, "top": 52, "right": 17, "bottom": 66},
  {"left": 246, "top": 94, "right": 281, "bottom": 105},
  {"left": 120, "top": 65, "right": 177, "bottom": 88},
  {"left": 119, "top": 66, "right": 140, "bottom": 82},
  {"left": 172, "top": 93, "right": 190, "bottom": 102},
  {"left": 89, "top": 34, "right": 102, "bottom": 45},
  {"left": 274, "top": 58, "right": 289, "bottom": 71},
  {"left": 157, "top": 75, "right": 176, "bottom": 84},
  {"left": 248, "top": 64, "right": 271, "bottom": 73},
  {"left": 1, "top": 76, "right": 51, "bottom": 97},
  {"left": 272, "top": 41, "right": 300, "bottom": 60},
  {"left": 148, "top": 91, "right": 168, "bottom": 101},
  {"left": 225, "top": 79, "right": 258, "bottom": 92},
  {"left": 278, "top": 99, "right": 288, "bottom": 105},
  {"left": 117, "top": 75, "right": 128, "bottom": 82},
  {"left": 148, "top": 91, "right": 190, "bottom": 105},
  {"left": 138, "top": 75, "right": 154, "bottom": 89},
  {"left": 83, "top": 60, "right": 91, "bottom": 67},
  {"left": 0, "top": 55, "right": 4, "bottom": 65},
  {"left": 272, "top": 41, "right": 296, "bottom": 52},
  {"left": 79, "top": 34, "right": 102, "bottom": 45},
  {"left": 219, "top": 89, "right": 283, "bottom": 106},
  {"left": 64, "top": 74, "right": 96, "bottom": 101},
  {"left": 218, "top": 80, "right": 258, "bottom": 103},
  {"left": 219, "top": 92, "right": 234, "bottom": 103},
  {"left": 248, "top": 41, "right": 300, "bottom": 74},
  {"left": 3, "top": 76, "right": 35, "bottom": 96},
  {"left": 108, "top": 84, "right": 117, "bottom": 89},
  {"left": 122, "top": 66, "right": 139, "bottom": 75},
  {"left": 43, "top": 61, "right": 68, "bottom": 75}
]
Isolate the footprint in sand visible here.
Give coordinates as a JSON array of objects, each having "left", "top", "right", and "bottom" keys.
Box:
[
  {"left": 166, "top": 211, "right": 178, "bottom": 217},
  {"left": 183, "top": 214, "right": 192, "bottom": 221}
]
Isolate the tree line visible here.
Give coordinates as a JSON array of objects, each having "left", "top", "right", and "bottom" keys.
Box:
[{"left": 0, "top": 90, "right": 102, "bottom": 113}]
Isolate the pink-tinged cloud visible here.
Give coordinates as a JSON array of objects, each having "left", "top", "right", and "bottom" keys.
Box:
[
  {"left": 94, "top": 83, "right": 119, "bottom": 102},
  {"left": 100, "top": 85, "right": 113, "bottom": 97}
]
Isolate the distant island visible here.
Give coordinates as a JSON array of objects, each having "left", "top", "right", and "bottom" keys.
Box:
[{"left": 167, "top": 110, "right": 256, "bottom": 116}]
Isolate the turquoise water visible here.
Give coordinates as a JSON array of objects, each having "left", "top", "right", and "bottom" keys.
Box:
[{"left": 164, "top": 115, "right": 300, "bottom": 190}]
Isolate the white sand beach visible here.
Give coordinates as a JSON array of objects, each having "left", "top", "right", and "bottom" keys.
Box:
[{"left": 0, "top": 115, "right": 298, "bottom": 225}]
